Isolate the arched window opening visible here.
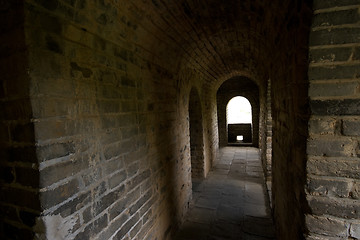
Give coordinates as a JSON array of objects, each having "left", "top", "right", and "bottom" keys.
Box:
[{"left": 226, "top": 96, "right": 253, "bottom": 144}]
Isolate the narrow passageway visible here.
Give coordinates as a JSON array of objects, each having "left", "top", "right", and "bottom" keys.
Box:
[{"left": 175, "top": 147, "right": 275, "bottom": 240}]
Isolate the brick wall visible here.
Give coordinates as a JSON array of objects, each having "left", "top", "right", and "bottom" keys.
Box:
[
  {"left": 270, "top": 1, "right": 312, "bottom": 239},
  {"left": 2, "top": 0, "right": 359, "bottom": 239},
  {"left": 0, "top": 1, "right": 40, "bottom": 239},
  {"left": 306, "top": 1, "right": 360, "bottom": 239},
  {"left": 189, "top": 88, "right": 205, "bottom": 179}
]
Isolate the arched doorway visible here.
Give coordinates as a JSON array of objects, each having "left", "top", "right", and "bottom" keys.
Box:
[{"left": 226, "top": 96, "right": 253, "bottom": 144}]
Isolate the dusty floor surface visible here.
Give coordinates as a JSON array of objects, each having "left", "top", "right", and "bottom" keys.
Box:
[{"left": 174, "top": 147, "right": 276, "bottom": 240}]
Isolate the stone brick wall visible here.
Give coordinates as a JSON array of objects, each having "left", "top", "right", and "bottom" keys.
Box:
[
  {"left": 306, "top": 1, "right": 360, "bottom": 239},
  {"left": 189, "top": 88, "right": 205, "bottom": 179},
  {"left": 0, "top": 1, "right": 40, "bottom": 239},
  {"left": 270, "top": 1, "right": 313, "bottom": 239},
  {"left": 2, "top": 0, "right": 359, "bottom": 239},
  {"left": 0, "top": 0, "right": 223, "bottom": 239}
]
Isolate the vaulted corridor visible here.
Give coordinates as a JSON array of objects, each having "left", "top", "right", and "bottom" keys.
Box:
[
  {"left": 1, "top": 0, "right": 360, "bottom": 239},
  {"left": 174, "top": 147, "right": 275, "bottom": 240}
]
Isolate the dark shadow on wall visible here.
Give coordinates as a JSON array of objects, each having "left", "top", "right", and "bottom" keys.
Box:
[
  {"left": 270, "top": 0, "right": 313, "bottom": 238},
  {"left": 0, "top": 1, "right": 40, "bottom": 239},
  {"left": 189, "top": 88, "right": 205, "bottom": 182}
]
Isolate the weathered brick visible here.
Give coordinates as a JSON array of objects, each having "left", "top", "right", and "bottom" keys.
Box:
[
  {"left": 40, "top": 179, "right": 79, "bottom": 209},
  {"left": 307, "top": 137, "right": 354, "bottom": 157},
  {"left": 308, "top": 195, "right": 360, "bottom": 219},
  {"left": 97, "top": 100, "right": 120, "bottom": 113},
  {"left": 92, "top": 214, "right": 108, "bottom": 237},
  {"left": 308, "top": 158, "right": 360, "bottom": 179},
  {"left": 309, "top": 28, "right": 360, "bottom": 46},
  {"left": 109, "top": 187, "right": 140, "bottom": 220},
  {"left": 350, "top": 222, "right": 360, "bottom": 239},
  {"left": 93, "top": 185, "right": 125, "bottom": 216},
  {"left": 114, "top": 213, "right": 140, "bottom": 240},
  {"left": 309, "top": 82, "right": 359, "bottom": 98},
  {"left": 34, "top": 120, "right": 67, "bottom": 141},
  {"left": 310, "top": 99, "right": 360, "bottom": 116},
  {"left": 309, "top": 47, "right": 353, "bottom": 63},
  {"left": 350, "top": 181, "right": 360, "bottom": 199},
  {"left": 40, "top": 157, "right": 87, "bottom": 187},
  {"left": 129, "top": 190, "right": 152, "bottom": 215},
  {"left": 354, "top": 47, "right": 360, "bottom": 60},
  {"left": 109, "top": 170, "right": 127, "bottom": 189},
  {"left": 130, "top": 220, "right": 143, "bottom": 238},
  {"left": 307, "top": 176, "right": 352, "bottom": 198},
  {"left": 82, "top": 167, "right": 103, "bottom": 187},
  {"left": 309, "top": 117, "right": 339, "bottom": 135},
  {"left": 342, "top": 119, "right": 360, "bottom": 136},
  {"left": 37, "top": 142, "right": 75, "bottom": 162},
  {"left": 313, "top": 0, "right": 360, "bottom": 10},
  {"left": 53, "top": 191, "right": 91, "bottom": 218},
  {"left": 312, "top": 9, "right": 360, "bottom": 28},
  {"left": 309, "top": 64, "right": 360, "bottom": 80},
  {"left": 306, "top": 215, "right": 349, "bottom": 237},
  {"left": 127, "top": 170, "right": 151, "bottom": 191}
]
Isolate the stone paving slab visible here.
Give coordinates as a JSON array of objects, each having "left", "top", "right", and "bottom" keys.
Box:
[{"left": 174, "top": 147, "right": 276, "bottom": 240}]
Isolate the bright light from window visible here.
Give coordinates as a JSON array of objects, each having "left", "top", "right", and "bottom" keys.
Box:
[
  {"left": 227, "top": 96, "right": 252, "bottom": 124},
  {"left": 236, "top": 135, "right": 244, "bottom": 141}
]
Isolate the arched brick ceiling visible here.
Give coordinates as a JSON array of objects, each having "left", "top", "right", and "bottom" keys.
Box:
[{"left": 119, "top": 0, "right": 308, "bottom": 89}]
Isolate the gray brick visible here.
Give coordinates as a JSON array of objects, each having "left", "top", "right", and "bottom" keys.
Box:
[
  {"left": 350, "top": 222, "right": 360, "bottom": 239},
  {"left": 309, "top": 82, "right": 359, "bottom": 98},
  {"left": 309, "top": 64, "right": 360, "bottom": 80},
  {"left": 307, "top": 138, "right": 354, "bottom": 157},
  {"left": 309, "top": 117, "right": 339, "bottom": 135},
  {"left": 310, "top": 99, "right": 360, "bottom": 116},
  {"left": 312, "top": 9, "right": 360, "bottom": 27},
  {"left": 40, "top": 179, "right": 79, "bottom": 209},
  {"left": 309, "top": 47, "right": 353, "bottom": 63},
  {"left": 93, "top": 185, "right": 125, "bottom": 216},
  {"left": 37, "top": 142, "right": 76, "bottom": 162},
  {"left": 114, "top": 213, "right": 140, "bottom": 240},
  {"left": 309, "top": 195, "right": 360, "bottom": 219},
  {"left": 343, "top": 119, "right": 360, "bottom": 136},
  {"left": 306, "top": 215, "right": 349, "bottom": 237},
  {"left": 308, "top": 158, "right": 360, "bottom": 179},
  {"left": 310, "top": 28, "right": 360, "bottom": 46},
  {"left": 313, "top": 0, "right": 360, "bottom": 10},
  {"left": 109, "top": 187, "right": 140, "bottom": 220},
  {"left": 307, "top": 176, "right": 352, "bottom": 198},
  {"left": 109, "top": 170, "right": 127, "bottom": 189},
  {"left": 40, "top": 157, "right": 86, "bottom": 187},
  {"left": 129, "top": 190, "right": 152, "bottom": 215},
  {"left": 53, "top": 191, "right": 91, "bottom": 218}
]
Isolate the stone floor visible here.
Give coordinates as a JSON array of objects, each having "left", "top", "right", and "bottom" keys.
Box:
[{"left": 174, "top": 147, "right": 276, "bottom": 240}]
